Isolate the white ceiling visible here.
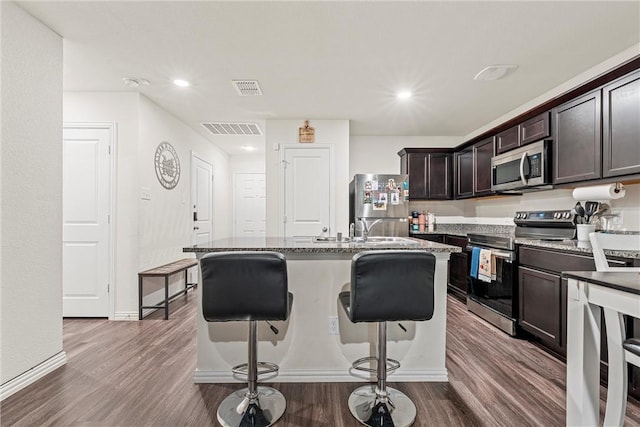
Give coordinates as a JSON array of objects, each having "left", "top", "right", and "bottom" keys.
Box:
[{"left": 17, "top": 1, "right": 640, "bottom": 155}]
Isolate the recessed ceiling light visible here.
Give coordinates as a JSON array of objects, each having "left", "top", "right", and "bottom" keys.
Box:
[
  {"left": 122, "top": 77, "right": 150, "bottom": 88},
  {"left": 173, "top": 79, "right": 190, "bottom": 87},
  {"left": 473, "top": 65, "right": 518, "bottom": 81},
  {"left": 397, "top": 91, "right": 412, "bottom": 99},
  {"left": 241, "top": 146, "right": 256, "bottom": 152}
]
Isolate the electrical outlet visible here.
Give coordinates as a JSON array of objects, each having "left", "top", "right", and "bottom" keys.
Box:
[
  {"left": 273, "top": 143, "right": 280, "bottom": 151},
  {"left": 328, "top": 316, "right": 339, "bottom": 335},
  {"left": 611, "top": 210, "right": 624, "bottom": 229}
]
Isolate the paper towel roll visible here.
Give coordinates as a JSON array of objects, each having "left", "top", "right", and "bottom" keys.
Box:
[{"left": 572, "top": 184, "right": 625, "bottom": 201}]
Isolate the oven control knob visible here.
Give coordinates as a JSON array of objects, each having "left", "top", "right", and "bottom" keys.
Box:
[
  {"left": 522, "top": 213, "right": 528, "bottom": 219},
  {"left": 564, "top": 211, "right": 571, "bottom": 219},
  {"left": 515, "top": 213, "right": 520, "bottom": 219},
  {"left": 553, "top": 212, "right": 558, "bottom": 218}
]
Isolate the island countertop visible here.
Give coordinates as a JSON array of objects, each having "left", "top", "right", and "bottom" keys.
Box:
[
  {"left": 183, "top": 236, "right": 461, "bottom": 254},
  {"left": 185, "top": 235, "right": 456, "bottom": 384}
]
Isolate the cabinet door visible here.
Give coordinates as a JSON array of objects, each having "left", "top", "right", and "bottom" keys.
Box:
[
  {"left": 520, "top": 112, "right": 551, "bottom": 146},
  {"left": 455, "top": 149, "right": 474, "bottom": 199},
  {"left": 553, "top": 90, "right": 602, "bottom": 184},
  {"left": 495, "top": 125, "right": 520, "bottom": 155},
  {"left": 473, "top": 137, "right": 494, "bottom": 196},
  {"left": 407, "top": 154, "right": 428, "bottom": 199},
  {"left": 603, "top": 70, "right": 640, "bottom": 177},
  {"left": 428, "top": 153, "right": 452, "bottom": 199},
  {"left": 518, "top": 266, "right": 562, "bottom": 347},
  {"left": 445, "top": 236, "right": 468, "bottom": 297}
]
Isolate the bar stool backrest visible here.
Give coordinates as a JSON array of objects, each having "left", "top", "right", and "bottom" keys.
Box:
[
  {"left": 201, "top": 251, "right": 289, "bottom": 322},
  {"left": 350, "top": 250, "right": 436, "bottom": 322}
]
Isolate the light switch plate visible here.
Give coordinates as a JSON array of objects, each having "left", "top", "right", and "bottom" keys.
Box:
[{"left": 141, "top": 187, "right": 151, "bottom": 200}]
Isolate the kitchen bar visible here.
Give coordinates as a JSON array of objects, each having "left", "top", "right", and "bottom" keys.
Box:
[{"left": 184, "top": 237, "right": 460, "bottom": 383}]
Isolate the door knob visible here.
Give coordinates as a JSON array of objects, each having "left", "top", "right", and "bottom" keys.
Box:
[{"left": 322, "top": 227, "right": 328, "bottom": 232}]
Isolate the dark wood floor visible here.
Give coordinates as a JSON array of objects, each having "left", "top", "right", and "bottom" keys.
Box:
[{"left": 2, "top": 292, "right": 640, "bottom": 426}]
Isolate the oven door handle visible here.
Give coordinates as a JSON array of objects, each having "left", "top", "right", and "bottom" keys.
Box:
[{"left": 466, "top": 246, "right": 515, "bottom": 262}]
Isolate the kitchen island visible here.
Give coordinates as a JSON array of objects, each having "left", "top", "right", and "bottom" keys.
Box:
[{"left": 184, "top": 236, "right": 460, "bottom": 383}]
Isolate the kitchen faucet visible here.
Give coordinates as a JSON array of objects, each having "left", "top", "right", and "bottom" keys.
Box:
[{"left": 359, "top": 218, "right": 383, "bottom": 241}]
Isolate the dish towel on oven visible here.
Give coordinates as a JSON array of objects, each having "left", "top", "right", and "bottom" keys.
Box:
[
  {"left": 478, "top": 249, "right": 493, "bottom": 283},
  {"left": 470, "top": 247, "right": 480, "bottom": 278}
]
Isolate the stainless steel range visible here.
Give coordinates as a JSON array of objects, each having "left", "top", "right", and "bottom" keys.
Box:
[{"left": 466, "top": 210, "right": 576, "bottom": 336}]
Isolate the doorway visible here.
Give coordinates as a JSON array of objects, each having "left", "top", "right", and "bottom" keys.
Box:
[
  {"left": 280, "top": 145, "right": 334, "bottom": 237},
  {"left": 191, "top": 153, "right": 214, "bottom": 245},
  {"left": 62, "top": 123, "right": 115, "bottom": 318},
  {"left": 233, "top": 173, "right": 266, "bottom": 237}
]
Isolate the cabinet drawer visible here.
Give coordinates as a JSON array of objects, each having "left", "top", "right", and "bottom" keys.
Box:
[
  {"left": 519, "top": 246, "right": 595, "bottom": 273},
  {"left": 445, "top": 235, "right": 468, "bottom": 249}
]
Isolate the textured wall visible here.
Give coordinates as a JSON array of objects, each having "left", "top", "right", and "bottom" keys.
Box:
[{"left": 1, "top": 2, "right": 64, "bottom": 384}]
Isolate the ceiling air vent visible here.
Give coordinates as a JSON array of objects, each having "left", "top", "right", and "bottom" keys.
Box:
[
  {"left": 232, "top": 80, "right": 263, "bottom": 96},
  {"left": 201, "top": 122, "right": 263, "bottom": 136}
]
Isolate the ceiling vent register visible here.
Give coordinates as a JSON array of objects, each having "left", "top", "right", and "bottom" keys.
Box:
[
  {"left": 232, "top": 80, "right": 263, "bottom": 96},
  {"left": 201, "top": 122, "right": 263, "bottom": 136}
]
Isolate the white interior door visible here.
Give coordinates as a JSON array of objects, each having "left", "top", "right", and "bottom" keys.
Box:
[
  {"left": 191, "top": 154, "right": 214, "bottom": 245},
  {"left": 62, "top": 124, "right": 112, "bottom": 317},
  {"left": 234, "top": 173, "right": 266, "bottom": 237},
  {"left": 282, "top": 145, "right": 333, "bottom": 237}
]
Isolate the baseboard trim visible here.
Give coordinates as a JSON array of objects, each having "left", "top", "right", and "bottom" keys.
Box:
[
  {"left": 114, "top": 311, "right": 138, "bottom": 321},
  {"left": 193, "top": 368, "right": 448, "bottom": 383},
  {"left": 0, "top": 351, "right": 67, "bottom": 401}
]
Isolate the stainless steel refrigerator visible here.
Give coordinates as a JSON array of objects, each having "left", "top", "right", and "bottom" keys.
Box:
[{"left": 349, "top": 174, "right": 410, "bottom": 237}]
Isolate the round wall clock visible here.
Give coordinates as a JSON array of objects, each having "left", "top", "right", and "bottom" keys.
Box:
[{"left": 154, "top": 141, "right": 180, "bottom": 189}]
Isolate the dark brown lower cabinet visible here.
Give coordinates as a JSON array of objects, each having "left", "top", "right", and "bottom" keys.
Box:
[
  {"left": 518, "top": 266, "right": 563, "bottom": 352},
  {"left": 445, "top": 235, "right": 468, "bottom": 299},
  {"left": 518, "top": 245, "right": 640, "bottom": 399}
]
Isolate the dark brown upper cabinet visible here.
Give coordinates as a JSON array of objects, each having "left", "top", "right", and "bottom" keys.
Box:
[
  {"left": 455, "top": 138, "right": 494, "bottom": 199},
  {"left": 603, "top": 70, "right": 640, "bottom": 178},
  {"left": 399, "top": 148, "right": 453, "bottom": 200},
  {"left": 520, "top": 112, "right": 551, "bottom": 146},
  {"left": 553, "top": 89, "right": 602, "bottom": 184},
  {"left": 454, "top": 148, "right": 474, "bottom": 199},
  {"left": 495, "top": 112, "right": 551, "bottom": 155},
  {"left": 495, "top": 126, "right": 520, "bottom": 155},
  {"left": 474, "top": 137, "right": 494, "bottom": 196}
]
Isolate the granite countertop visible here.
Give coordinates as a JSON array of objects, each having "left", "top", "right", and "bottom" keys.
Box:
[
  {"left": 183, "top": 236, "right": 461, "bottom": 254},
  {"left": 410, "top": 226, "right": 640, "bottom": 260}
]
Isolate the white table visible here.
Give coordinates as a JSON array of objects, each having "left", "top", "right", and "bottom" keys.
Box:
[{"left": 565, "top": 271, "right": 640, "bottom": 426}]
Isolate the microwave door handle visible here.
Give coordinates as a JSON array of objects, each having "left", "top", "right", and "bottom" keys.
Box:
[{"left": 519, "top": 151, "right": 528, "bottom": 186}]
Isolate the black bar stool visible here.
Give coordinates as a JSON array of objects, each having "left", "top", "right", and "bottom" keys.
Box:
[
  {"left": 339, "top": 250, "right": 436, "bottom": 427},
  {"left": 201, "top": 251, "right": 292, "bottom": 427}
]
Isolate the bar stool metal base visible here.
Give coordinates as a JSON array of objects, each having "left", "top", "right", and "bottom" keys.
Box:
[
  {"left": 217, "top": 386, "right": 286, "bottom": 427},
  {"left": 347, "top": 385, "right": 416, "bottom": 427}
]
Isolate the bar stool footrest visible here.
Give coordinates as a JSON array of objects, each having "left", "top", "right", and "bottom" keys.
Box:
[
  {"left": 232, "top": 362, "right": 279, "bottom": 378},
  {"left": 352, "top": 356, "right": 400, "bottom": 374}
]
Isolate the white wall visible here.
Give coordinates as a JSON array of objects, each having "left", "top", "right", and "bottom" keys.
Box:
[
  {"left": 349, "top": 136, "right": 462, "bottom": 176},
  {"left": 1, "top": 1, "right": 64, "bottom": 385},
  {"left": 138, "top": 95, "right": 231, "bottom": 267},
  {"left": 229, "top": 153, "right": 265, "bottom": 173},
  {"left": 265, "top": 120, "right": 350, "bottom": 235},
  {"left": 64, "top": 93, "right": 231, "bottom": 317}
]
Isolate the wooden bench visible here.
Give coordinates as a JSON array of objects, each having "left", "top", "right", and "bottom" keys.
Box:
[{"left": 138, "top": 258, "right": 198, "bottom": 320}]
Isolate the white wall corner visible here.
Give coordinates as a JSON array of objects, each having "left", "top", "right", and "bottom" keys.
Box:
[{"left": 0, "top": 352, "right": 67, "bottom": 401}]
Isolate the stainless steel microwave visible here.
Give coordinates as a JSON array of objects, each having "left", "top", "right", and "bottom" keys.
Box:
[{"left": 491, "top": 140, "right": 552, "bottom": 192}]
